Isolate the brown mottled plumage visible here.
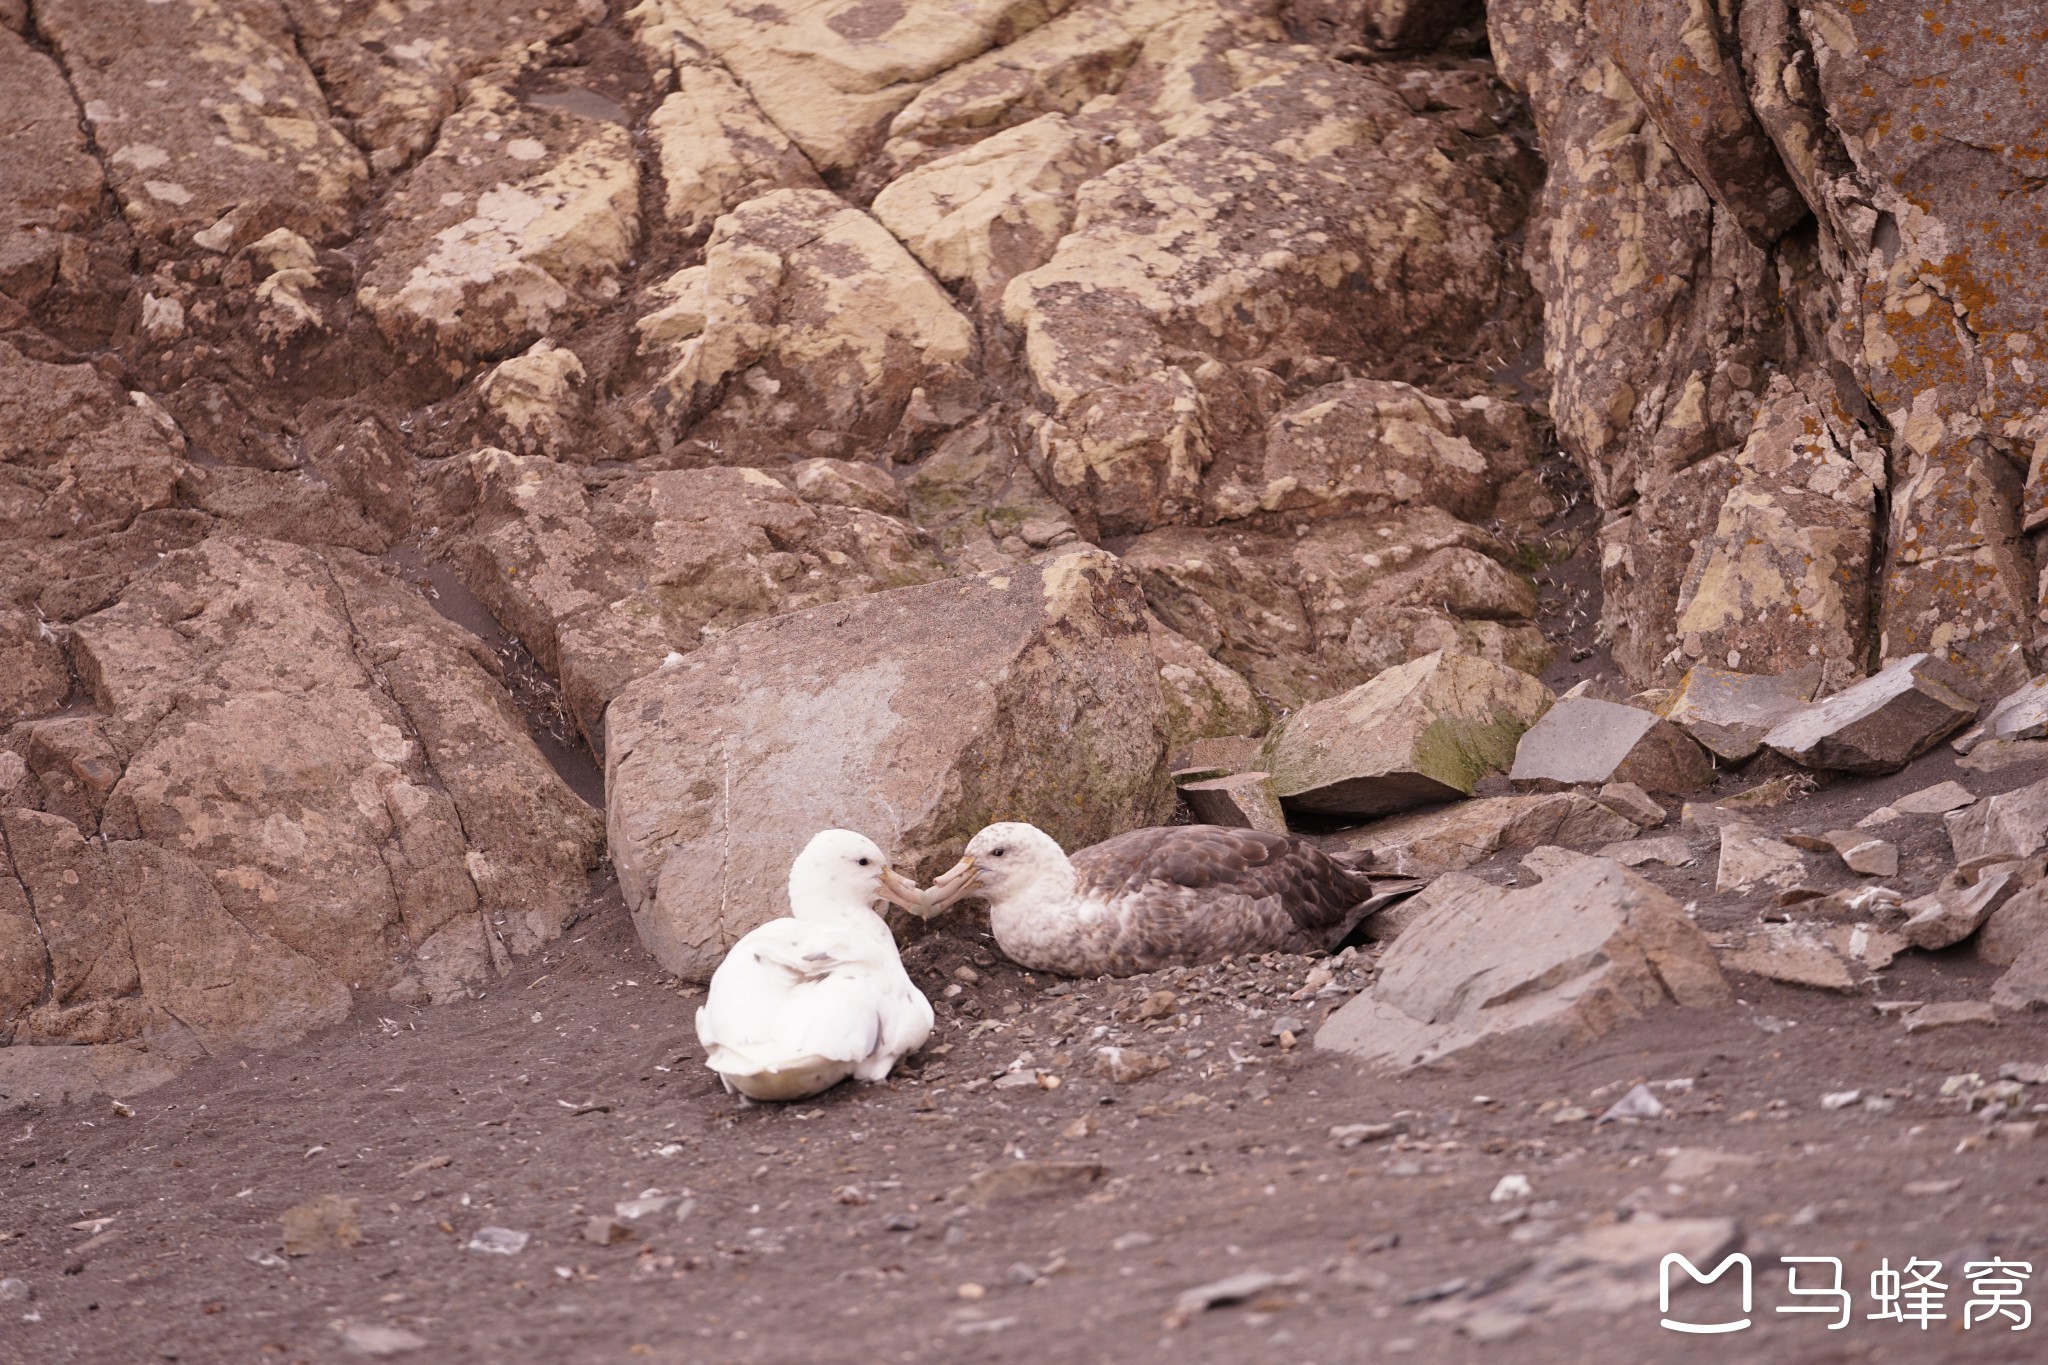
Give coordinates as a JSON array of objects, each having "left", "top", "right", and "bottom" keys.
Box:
[{"left": 923, "top": 822, "right": 1415, "bottom": 978}]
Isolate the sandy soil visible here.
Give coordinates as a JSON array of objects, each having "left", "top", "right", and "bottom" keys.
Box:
[{"left": 7, "top": 743, "right": 2048, "bottom": 1365}]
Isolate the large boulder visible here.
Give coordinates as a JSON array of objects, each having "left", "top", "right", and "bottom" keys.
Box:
[
  {"left": 1317, "top": 856, "right": 1730, "bottom": 1070},
  {"left": 1763, "top": 653, "right": 1978, "bottom": 774},
  {"left": 1508, "top": 697, "right": 1714, "bottom": 794},
  {"left": 1326, "top": 792, "right": 1639, "bottom": 879},
  {"left": 452, "top": 451, "right": 949, "bottom": 751},
  {"left": 605, "top": 548, "right": 1175, "bottom": 980},
  {"left": 1662, "top": 664, "right": 1819, "bottom": 763},
  {"left": 1260, "top": 651, "right": 1553, "bottom": 818}
]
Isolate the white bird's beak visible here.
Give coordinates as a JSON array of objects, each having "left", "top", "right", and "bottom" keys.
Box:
[
  {"left": 875, "top": 865, "right": 926, "bottom": 913},
  {"left": 920, "top": 856, "right": 980, "bottom": 917}
]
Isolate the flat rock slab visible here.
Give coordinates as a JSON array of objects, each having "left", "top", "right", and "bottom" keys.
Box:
[
  {"left": 1903, "top": 1001, "right": 1999, "bottom": 1032},
  {"left": 1597, "top": 834, "right": 1695, "bottom": 868},
  {"left": 1508, "top": 697, "right": 1713, "bottom": 793},
  {"left": 1893, "top": 780, "right": 1977, "bottom": 815},
  {"left": 1808, "top": 829, "right": 1898, "bottom": 877},
  {"left": 1716, "top": 821, "right": 1808, "bottom": 892},
  {"left": 1177, "top": 772, "right": 1287, "bottom": 835},
  {"left": 1954, "top": 674, "right": 2048, "bottom": 754},
  {"left": 1762, "top": 652, "right": 1978, "bottom": 774},
  {"left": 1263, "top": 651, "right": 1553, "bottom": 818},
  {"left": 1725, "top": 926, "right": 1860, "bottom": 992},
  {"left": 1663, "top": 665, "right": 1819, "bottom": 762},
  {"left": 605, "top": 548, "right": 1174, "bottom": 981},
  {"left": 1947, "top": 776, "right": 2048, "bottom": 866},
  {"left": 1993, "top": 938, "right": 2048, "bottom": 1011},
  {"left": 1328, "top": 792, "right": 1638, "bottom": 879},
  {"left": 1316, "top": 857, "right": 1730, "bottom": 1071},
  {"left": 1594, "top": 781, "right": 1665, "bottom": 828}
]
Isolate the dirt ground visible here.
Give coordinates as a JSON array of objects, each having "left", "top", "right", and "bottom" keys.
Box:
[{"left": 7, "top": 741, "right": 2048, "bottom": 1365}]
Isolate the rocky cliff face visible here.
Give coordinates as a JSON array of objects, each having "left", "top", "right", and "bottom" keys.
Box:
[{"left": 3, "top": 0, "right": 2043, "bottom": 1086}]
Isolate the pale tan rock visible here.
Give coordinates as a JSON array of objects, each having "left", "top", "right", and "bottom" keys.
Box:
[
  {"left": 1725, "top": 926, "right": 1860, "bottom": 993},
  {"left": 1947, "top": 777, "right": 2048, "bottom": 868},
  {"left": 647, "top": 57, "right": 823, "bottom": 238},
  {"left": 455, "top": 451, "right": 947, "bottom": 748},
  {"left": 1763, "top": 654, "right": 1978, "bottom": 775},
  {"left": 1597, "top": 834, "right": 1695, "bottom": 869},
  {"left": 1953, "top": 677, "right": 2048, "bottom": 755},
  {"left": 1662, "top": 665, "right": 1821, "bottom": 763},
  {"left": 1147, "top": 614, "right": 1269, "bottom": 750},
  {"left": 635, "top": 0, "right": 1070, "bottom": 173},
  {"left": 1903, "top": 1001, "right": 1999, "bottom": 1033},
  {"left": 1003, "top": 59, "right": 1524, "bottom": 534},
  {"left": 1509, "top": 697, "right": 1714, "bottom": 795},
  {"left": 1961, "top": 740, "right": 2048, "bottom": 774},
  {"left": 792, "top": 459, "right": 908, "bottom": 518},
  {"left": 1331, "top": 792, "right": 1638, "bottom": 880},
  {"left": 1262, "top": 651, "right": 1553, "bottom": 818},
  {"left": 1901, "top": 871, "right": 2019, "bottom": 951},
  {"left": 39, "top": 0, "right": 366, "bottom": 245},
  {"left": 1820, "top": 831, "right": 1898, "bottom": 878},
  {"left": 632, "top": 189, "right": 975, "bottom": 463},
  {"left": 1318, "top": 857, "right": 1730, "bottom": 1071},
  {"left": 1978, "top": 883, "right": 2048, "bottom": 967},
  {"left": 478, "top": 341, "right": 589, "bottom": 458},
  {"left": 1894, "top": 781, "right": 1977, "bottom": 816},
  {"left": 358, "top": 88, "right": 639, "bottom": 359},
  {"left": 1595, "top": 782, "right": 1666, "bottom": 829},
  {"left": 605, "top": 549, "right": 1174, "bottom": 980},
  {"left": 1178, "top": 772, "right": 1286, "bottom": 835},
  {"left": 873, "top": 114, "right": 1117, "bottom": 301},
  {"left": 1715, "top": 821, "right": 1808, "bottom": 893}
]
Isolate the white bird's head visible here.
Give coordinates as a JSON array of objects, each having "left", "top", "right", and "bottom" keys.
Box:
[
  {"left": 921, "top": 821, "right": 1072, "bottom": 915},
  {"left": 787, "top": 829, "right": 922, "bottom": 918}
]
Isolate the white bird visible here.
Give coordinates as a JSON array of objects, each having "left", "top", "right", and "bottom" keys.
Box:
[
  {"left": 919, "top": 821, "right": 1416, "bottom": 977},
  {"left": 696, "top": 829, "right": 935, "bottom": 1102}
]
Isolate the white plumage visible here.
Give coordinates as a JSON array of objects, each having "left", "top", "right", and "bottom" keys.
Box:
[{"left": 696, "top": 830, "right": 934, "bottom": 1102}]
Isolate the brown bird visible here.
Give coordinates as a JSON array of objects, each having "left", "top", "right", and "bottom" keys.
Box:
[{"left": 916, "top": 821, "right": 1417, "bottom": 977}]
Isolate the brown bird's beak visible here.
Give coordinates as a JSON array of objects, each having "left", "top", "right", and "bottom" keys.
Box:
[
  {"left": 919, "top": 856, "right": 980, "bottom": 917},
  {"left": 875, "top": 865, "right": 925, "bottom": 914}
]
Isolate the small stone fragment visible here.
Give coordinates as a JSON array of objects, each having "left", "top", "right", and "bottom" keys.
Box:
[
  {"left": 1169, "top": 1269, "right": 1303, "bottom": 1324},
  {"left": 1762, "top": 653, "right": 1978, "bottom": 774},
  {"left": 1096, "top": 1047, "right": 1169, "bottom": 1084},
  {"left": 1820, "top": 831, "right": 1899, "bottom": 877},
  {"left": 613, "top": 1194, "right": 678, "bottom": 1221},
  {"left": 1489, "top": 1173, "right": 1532, "bottom": 1201},
  {"left": 466, "top": 1226, "right": 529, "bottom": 1255},
  {"left": 1663, "top": 665, "right": 1820, "bottom": 762},
  {"left": 1903, "top": 1178, "right": 1964, "bottom": 1196},
  {"left": 1597, "top": 834, "right": 1694, "bottom": 868},
  {"left": 2000, "top": 1062, "right": 2048, "bottom": 1084},
  {"left": 1947, "top": 776, "right": 2048, "bottom": 867},
  {"left": 1901, "top": 871, "right": 2019, "bottom": 950},
  {"left": 1820, "top": 1090, "right": 1861, "bottom": 1110},
  {"left": 280, "top": 1195, "right": 362, "bottom": 1256},
  {"left": 1893, "top": 781, "right": 1977, "bottom": 816},
  {"left": 1508, "top": 697, "right": 1714, "bottom": 794},
  {"left": 1902, "top": 1001, "right": 1999, "bottom": 1032},
  {"left": 1137, "top": 990, "right": 1178, "bottom": 1021},
  {"left": 1329, "top": 1123, "right": 1399, "bottom": 1148},
  {"left": 1177, "top": 772, "right": 1288, "bottom": 835},
  {"left": 341, "top": 1324, "right": 428, "bottom": 1357},
  {"left": 1661, "top": 1149, "right": 1758, "bottom": 1183},
  {"left": 0, "top": 1278, "right": 30, "bottom": 1303},
  {"left": 1952, "top": 675, "right": 2048, "bottom": 754},
  {"left": 1596, "top": 1084, "right": 1665, "bottom": 1123},
  {"left": 582, "top": 1217, "right": 632, "bottom": 1246},
  {"left": 1595, "top": 781, "right": 1666, "bottom": 829},
  {"left": 1716, "top": 821, "right": 1808, "bottom": 892}
]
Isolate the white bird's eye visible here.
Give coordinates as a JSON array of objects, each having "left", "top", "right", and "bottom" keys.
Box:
[{"left": 857, "top": 856, "right": 871, "bottom": 866}]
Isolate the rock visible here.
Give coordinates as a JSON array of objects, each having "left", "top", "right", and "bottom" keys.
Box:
[
  {"left": 1125, "top": 511, "right": 1552, "bottom": 710},
  {"left": 1168, "top": 1269, "right": 1304, "bottom": 1324},
  {"left": 340, "top": 1324, "right": 429, "bottom": 1358},
  {"left": 280, "top": 1196, "right": 363, "bottom": 1255},
  {"left": 1, "top": 343, "right": 184, "bottom": 543},
  {"left": 287, "top": 0, "right": 589, "bottom": 174},
  {"left": 1810, "top": 831, "right": 1899, "bottom": 879},
  {"left": 456, "top": 452, "right": 947, "bottom": 749},
  {"left": 465, "top": 1226, "right": 529, "bottom": 1255},
  {"left": 1597, "top": 834, "right": 1694, "bottom": 869},
  {"left": 1455, "top": 1217, "right": 1741, "bottom": 1321},
  {"left": 1715, "top": 822, "right": 1808, "bottom": 893},
  {"left": 1762, "top": 654, "right": 1978, "bottom": 775},
  {"left": 633, "top": 0, "right": 1066, "bottom": 173},
  {"left": 37, "top": 0, "right": 366, "bottom": 246},
  {"left": 606, "top": 549, "right": 1173, "bottom": 979},
  {"left": 1893, "top": 781, "right": 1977, "bottom": 816},
  {"left": 1177, "top": 772, "right": 1287, "bottom": 836},
  {"left": 1508, "top": 697, "right": 1714, "bottom": 794},
  {"left": 1003, "top": 59, "right": 1527, "bottom": 534},
  {"left": 0, "top": 29, "right": 103, "bottom": 245},
  {"left": 0, "top": 603, "right": 68, "bottom": 726},
  {"left": 1662, "top": 665, "right": 1820, "bottom": 763},
  {"left": 582, "top": 1217, "right": 633, "bottom": 1247},
  {"left": 1993, "top": 939, "right": 2048, "bottom": 1012},
  {"left": 1595, "top": 782, "right": 1666, "bottom": 830},
  {"left": 1667, "top": 378, "right": 1879, "bottom": 692},
  {"left": 0, "top": 1040, "right": 183, "bottom": 1105},
  {"left": 1901, "top": 871, "right": 2020, "bottom": 952},
  {"left": 1096, "top": 1046, "right": 1170, "bottom": 1084},
  {"left": 1171, "top": 736, "right": 1263, "bottom": 779},
  {"left": 791, "top": 460, "right": 909, "bottom": 518},
  {"left": 0, "top": 1278, "right": 28, "bottom": 1303},
  {"left": 1946, "top": 777, "right": 2048, "bottom": 867},
  {"left": 1956, "top": 676, "right": 2048, "bottom": 755},
  {"left": 1725, "top": 927, "right": 1860, "bottom": 993},
  {"left": 1519, "top": 845, "right": 1594, "bottom": 882},
  {"left": 1959, "top": 740, "right": 2048, "bottom": 774},
  {"left": 357, "top": 88, "right": 639, "bottom": 360},
  {"left": 1596, "top": 1084, "right": 1665, "bottom": 1123},
  {"left": 1902, "top": 1002, "right": 1999, "bottom": 1033},
  {"left": 476, "top": 342, "right": 589, "bottom": 459},
  {"left": 872, "top": 114, "right": 1119, "bottom": 302},
  {"left": 1317, "top": 857, "right": 1730, "bottom": 1071},
  {"left": 1978, "top": 884, "right": 2048, "bottom": 967},
  {"left": 1333, "top": 793, "right": 1639, "bottom": 881},
  {"left": 1661, "top": 1149, "right": 1758, "bottom": 1184},
  {"left": 58, "top": 536, "right": 602, "bottom": 1031},
  {"left": 632, "top": 189, "right": 976, "bottom": 463},
  {"left": 1146, "top": 616, "right": 1269, "bottom": 750},
  {"left": 950, "top": 1161, "right": 1106, "bottom": 1206},
  {"left": 1262, "top": 652, "right": 1553, "bottom": 819},
  {"left": 646, "top": 55, "right": 823, "bottom": 239}
]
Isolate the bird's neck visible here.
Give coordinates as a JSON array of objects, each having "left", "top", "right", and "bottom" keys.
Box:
[
  {"left": 989, "top": 856, "right": 1080, "bottom": 922},
  {"left": 786, "top": 872, "right": 888, "bottom": 925}
]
